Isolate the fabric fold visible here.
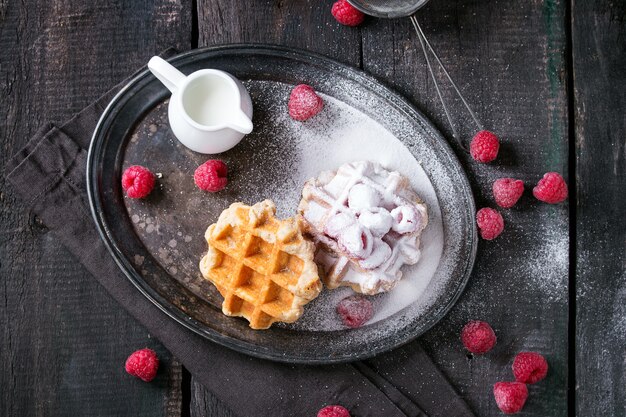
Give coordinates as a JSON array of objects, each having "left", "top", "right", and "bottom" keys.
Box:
[{"left": 367, "top": 344, "right": 476, "bottom": 417}]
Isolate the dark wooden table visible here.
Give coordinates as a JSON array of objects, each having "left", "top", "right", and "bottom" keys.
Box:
[{"left": 1, "top": 1, "right": 624, "bottom": 416}]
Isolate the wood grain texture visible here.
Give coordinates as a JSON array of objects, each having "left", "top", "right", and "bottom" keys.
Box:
[
  {"left": 573, "top": 0, "right": 626, "bottom": 415},
  {"left": 197, "top": 0, "right": 361, "bottom": 67},
  {"left": 360, "top": 1, "right": 570, "bottom": 416},
  {"left": 0, "top": 0, "right": 191, "bottom": 415},
  {"left": 4, "top": 0, "right": 608, "bottom": 415}
]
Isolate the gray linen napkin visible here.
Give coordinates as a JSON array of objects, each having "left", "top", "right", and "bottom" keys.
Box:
[{"left": 4, "top": 49, "right": 475, "bottom": 417}]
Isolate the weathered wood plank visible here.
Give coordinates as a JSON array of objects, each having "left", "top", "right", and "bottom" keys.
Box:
[
  {"left": 362, "top": 1, "right": 569, "bottom": 416},
  {"left": 573, "top": 0, "right": 626, "bottom": 415},
  {"left": 0, "top": 0, "right": 191, "bottom": 415},
  {"left": 197, "top": 0, "right": 361, "bottom": 67}
]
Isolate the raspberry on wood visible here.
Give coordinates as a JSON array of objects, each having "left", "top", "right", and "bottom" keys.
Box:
[
  {"left": 533, "top": 172, "right": 568, "bottom": 204},
  {"left": 512, "top": 351, "right": 548, "bottom": 384},
  {"left": 493, "top": 382, "right": 528, "bottom": 414},
  {"left": 318, "top": 405, "right": 351, "bottom": 417},
  {"left": 470, "top": 130, "right": 500, "bottom": 163},
  {"left": 461, "top": 320, "right": 497, "bottom": 354},
  {"left": 476, "top": 208, "right": 504, "bottom": 240},
  {"left": 331, "top": 0, "right": 365, "bottom": 27},
  {"left": 493, "top": 178, "right": 525, "bottom": 208}
]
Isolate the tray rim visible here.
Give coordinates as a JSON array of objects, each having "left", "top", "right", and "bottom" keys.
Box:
[{"left": 86, "top": 44, "right": 477, "bottom": 364}]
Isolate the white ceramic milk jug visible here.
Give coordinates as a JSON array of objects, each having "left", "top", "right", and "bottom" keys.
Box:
[{"left": 147, "top": 56, "right": 253, "bottom": 154}]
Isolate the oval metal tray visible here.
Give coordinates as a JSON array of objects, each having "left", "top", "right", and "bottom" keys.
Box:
[{"left": 87, "top": 45, "right": 476, "bottom": 364}]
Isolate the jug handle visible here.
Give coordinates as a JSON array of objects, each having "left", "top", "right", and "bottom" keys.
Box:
[{"left": 148, "top": 56, "right": 186, "bottom": 93}]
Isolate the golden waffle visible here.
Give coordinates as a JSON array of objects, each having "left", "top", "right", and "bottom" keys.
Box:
[{"left": 199, "top": 200, "right": 322, "bottom": 329}]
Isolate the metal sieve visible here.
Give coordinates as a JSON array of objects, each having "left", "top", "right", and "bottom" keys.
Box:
[{"left": 348, "top": 0, "right": 482, "bottom": 143}]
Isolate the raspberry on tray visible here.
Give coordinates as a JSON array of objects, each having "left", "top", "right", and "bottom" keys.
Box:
[
  {"left": 336, "top": 295, "right": 374, "bottom": 328},
  {"left": 121, "top": 165, "right": 155, "bottom": 199},
  {"left": 194, "top": 160, "right": 228, "bottom": 192},
  {"left": 288, "top": 84, "right": 324, "bottom": 121}
]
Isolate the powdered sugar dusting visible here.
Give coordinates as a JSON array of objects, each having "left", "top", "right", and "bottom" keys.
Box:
[
  {"left": 299, "top": 160, "right": 428, "bottom": 294},
  {"left": 123, "top": 73, "right": 474, "bottom": 347},
  {"left": 241, "top": 81, "right": 445, "bottom": 330},
  {"left": 518, "top": 219, "right": 568, "bottom": 302}
]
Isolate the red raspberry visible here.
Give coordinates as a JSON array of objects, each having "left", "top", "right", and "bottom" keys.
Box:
[
  {"left": 512, "top": 352, "right": 548, "bottom": 384},
  {"left": 337, "top": 295, "right": 373, "bottom": 328},
  {"left": 461, "top": 320, "right": 497, "bottom": 354},
  {"left": 476, "top": 208, "right": 504, "bottom": 240},
  {"left": 194, "top": 160, "right": 228, "bottom": 192},
  {"left": 288, "top": 84, "right": 324, "bottom": 121},
  {"left": 493, "top": 178, "right": 524, "bottom": 208},
  {"left": 318, "top": 405, "right": 351, "bottom": 417},
  {"left": 533, "top": 172, "right": 568, "bottom": 204},
  {"left": 122, "top": 165, "right": 155, "bottom": 199},
  {"left": 493, "top": 382, "right": 528, "bottom": 414},
  {"left": 331, "top": 0, "right": 365, "bottom": 27},
  {"left": 125, "top": 348, "right": 159, "bottom": 382},
  {"left": 470, "top": 130, "right": 500, "bottom": 163}
]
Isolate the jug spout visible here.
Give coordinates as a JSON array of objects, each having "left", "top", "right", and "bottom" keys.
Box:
[{"left": 227, "top": 111, "right": 253, "bottom": 134}]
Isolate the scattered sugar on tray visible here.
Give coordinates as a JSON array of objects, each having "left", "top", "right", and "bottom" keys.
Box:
[
  {"left": 127, "top": 78, "right": 465, "bottom": 338},
  {"left": 245, "top": 81, "right": 446, "bottom": 331}
]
